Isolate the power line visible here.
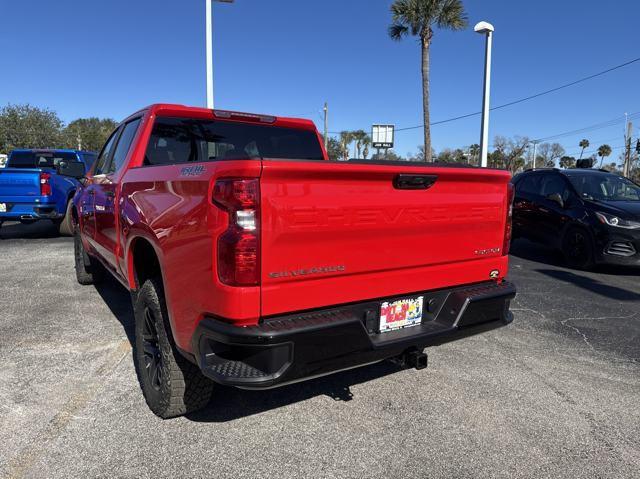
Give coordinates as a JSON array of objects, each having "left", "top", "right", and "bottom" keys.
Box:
[
  {"left": 534, "top": 111, "right": 640, "bottom": 142},
  {"left": 328, "top": 56, "right": 640, "bottom": 135}
]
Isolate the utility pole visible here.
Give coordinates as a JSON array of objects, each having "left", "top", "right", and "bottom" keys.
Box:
[
  {"left": 323, "top": 102, "right": 328, "bottom": 151},
  {"left": 623, "top": 114, "right": 632, "bottom": 177},
  {"left": 531, "top": 141, "right": 538, "bottom": 170}
]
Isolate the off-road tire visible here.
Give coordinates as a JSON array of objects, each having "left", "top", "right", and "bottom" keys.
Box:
[
  {"left": 74, "top": 227, "right": 104, "bottom": 285},
  {"left": 57, "top": 200, "right": 74, "bottom": 236},
  {"left": 133, "top": 278, "right": 214, "bottom": 419}
]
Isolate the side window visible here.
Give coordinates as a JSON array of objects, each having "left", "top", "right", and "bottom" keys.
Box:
[
  {"left": 516, "top": 175, "right": 542, "bottom": 197},
  {"left": 541, "top": 174, "right": 570, "bottom": 201},
  {"left": 94, "top": 129, "right": 121, "bottom": 175},
  {"left": 107, "top": 119, "right": 141, "bottom": 174},
  {"left": 144, "top": 118, "right": 196, "bottom": 166}
]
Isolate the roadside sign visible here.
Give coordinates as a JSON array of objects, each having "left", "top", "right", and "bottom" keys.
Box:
[{"left": 372, "top": 124, "right": 394, "bottom": 149}]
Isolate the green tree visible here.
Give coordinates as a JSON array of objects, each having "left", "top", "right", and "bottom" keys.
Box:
[
  {"left": 597, "top": 144, "right": 612, "bottom": 168},
  {"left": 351, "top": 130, "right": 369, "bottom": 159},
  {"left": 559, "top": 156, "right": 576, "bottom": 169},
  {"left": 339, "top": 131, "right": 354, "bottom": 161},
  {"left": 578, "top": 139, "right": 590, "bottom": 160},
  {"left": 0, "top": 104, "right": 63, "bottom": 153},
  {"left": 361, "top": 134, "right": 371, "bottom": 160},
  {"left": 371, "top": 149, "right": 405, "bottom": 161},
  {"left": 469, "top": 143, "right": 480, "bottom": 165},
  {"left": 63, "top": 117, "right": 117, "bottom": 152},
  {"left": 322, "top": 136, "right": 342, "bottom": 161},
  {"left": 389, "top": 0, "right": 468, "bottom": 162},
  {"left": 437, "top": 148, "right": 466, "bottom": 163}
]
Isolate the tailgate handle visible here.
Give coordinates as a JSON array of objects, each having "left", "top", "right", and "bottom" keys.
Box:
[{"left": 393, "top": 174, "right": 438, "bottom": 190}]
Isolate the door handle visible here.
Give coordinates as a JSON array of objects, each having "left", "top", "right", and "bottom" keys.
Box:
[{"left": 393, "top": 174, "right": 438, "bottom": 190}]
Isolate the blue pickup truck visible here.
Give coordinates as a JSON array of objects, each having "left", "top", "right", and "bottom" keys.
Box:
[{"left": 0, "top": 149, "right": 95, "bottom": 235}]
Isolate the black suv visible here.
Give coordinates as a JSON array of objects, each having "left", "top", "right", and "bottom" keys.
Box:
[{"left": 512, "top": 168, "right": 640, "bottom": 269}]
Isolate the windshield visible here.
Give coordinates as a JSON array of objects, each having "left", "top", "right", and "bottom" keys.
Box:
[
  {"left": 8, "top": 151, "right": 78, "bottom": 169},
  {"left": 568, "top": 174, "right": 640, "bottom": 201}
]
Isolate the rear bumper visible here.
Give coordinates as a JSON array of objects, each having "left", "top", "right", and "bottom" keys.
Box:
[
  {"left": 191, "top": 280, "right": 516, "bottom": 389},
  {"left": 0, "top": 200, "right": 62, "bottom": 221}
]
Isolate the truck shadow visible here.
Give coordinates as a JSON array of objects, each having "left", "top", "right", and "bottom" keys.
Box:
[
  {"left": 0, "top": 221, "right": 60, "bottom": 239},
  {"left": 535, "top": 268, "right": 640, "bottom": 302},
  {"left": 92, "top": 274, "right": 405, "bottom": 422},
  {"left": 93, "top": 276, "right": 136, "bottom": 346},
  {"left": 188, "top": 360, "right": 404, "bottom": 423}
]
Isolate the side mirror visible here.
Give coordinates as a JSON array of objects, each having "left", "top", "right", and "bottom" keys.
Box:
[
  {"left": 547, "top": 192, "right": 564, "bottom": 208},
  {"left": 57, "top": 161, "right": 86, "bottom": 179}
]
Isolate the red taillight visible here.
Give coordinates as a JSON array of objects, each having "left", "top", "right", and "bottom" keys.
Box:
[
  {"left": 213, "top": 178, "right": 260, "bottom": 286},
  {"left": 503, "top": 182, "right": 515, "bottom": 256},
  {"left": 40, "top": 172, "right": 52, "bottom": 196}
]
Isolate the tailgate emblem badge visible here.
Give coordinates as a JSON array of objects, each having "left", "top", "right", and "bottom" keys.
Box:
[
  {"left": 474, "top": 247, "right": 501, "bottom": 256},
  {"left": 180, "top": 165, "right": 205, "bottom": 177},
  {"left": 269, "top": 265, "right": 345, "bottom": 279}
]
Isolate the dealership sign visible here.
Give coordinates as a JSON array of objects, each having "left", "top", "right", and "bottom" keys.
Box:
[{"left": 372, "top": 124, "right": 394, "bottom": 149}]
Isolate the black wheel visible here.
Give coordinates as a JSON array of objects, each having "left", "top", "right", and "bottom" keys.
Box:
[
  {"left": 562, "top": 226, "right": 594, "bottom": 270},
  {"left": 74, "top": 227, "right": 104, "bottom": 285},
  {"left": 133, "top": 278, "right": 214, "bottom": 419},
  {"left": 57, "top": 200, "right": 74, "bottom": 236}
]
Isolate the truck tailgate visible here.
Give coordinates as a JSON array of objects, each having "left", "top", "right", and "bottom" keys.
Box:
[
  {"left": 0, "top": 168, "right": 41, "bottom": 198},
  {"left": 259, "top": 160, "right": 511, "bottom": 316}
]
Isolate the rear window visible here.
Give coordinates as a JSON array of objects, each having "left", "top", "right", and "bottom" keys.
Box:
[
  {"left": 144, "top": 117, "right": 324, "bottom": 166},
  {"left": 8, "top": 151, "right": 77, "bottom": 168}
]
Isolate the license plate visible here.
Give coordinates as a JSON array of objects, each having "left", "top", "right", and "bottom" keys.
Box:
[
  {"left": 379, "top": 296, "right": 424, "bottom": 333},
  {"left": 0, "top": 203, "right": 6, "bottom": 213}
]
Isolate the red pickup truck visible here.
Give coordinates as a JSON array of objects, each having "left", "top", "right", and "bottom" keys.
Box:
[{"left": 73, "top": 104, "right": 516, "bottom": 418}]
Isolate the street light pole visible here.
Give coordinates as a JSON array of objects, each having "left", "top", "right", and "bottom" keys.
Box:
[
  {"left": 206, "top": 0, "right": 235, "bottom": 109},
  {"left": 206, "top": 0, "right": 214, "bottom": 109},
  {"left": 474, "top": 21, "right": 495, "bottom": 168}
]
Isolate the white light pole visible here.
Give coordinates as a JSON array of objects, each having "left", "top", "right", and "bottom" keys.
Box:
[
  {"left": 474, "top": 21, "right": 494, "bottom": 168},
  {"left": 206, "top": 0, "right": 235, "bottom": 109}
]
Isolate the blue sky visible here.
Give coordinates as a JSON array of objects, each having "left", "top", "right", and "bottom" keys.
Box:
[{"left": 1, "top": 0, "right": 639, "bottom": 160}]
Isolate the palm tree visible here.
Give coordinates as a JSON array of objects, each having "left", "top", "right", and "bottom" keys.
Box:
[
  {"left": 389, "top": 0, "right": 468, "bottom": 162},
  {"left": 351, "top": 130, "right": 368, "bottom": 159},
  {"left": 579, "top": 139, "right": 589, "bottom": 159},
  {"left": 339, "top": 131, "right": 353, "bottom": 161},
  {"left": 469, "top": 143, "right": 480, "bottom": 165},
  {"left": 597, "top": 144, "right": 612, "bottom": 168},
  {"left": 361, "top": 134, "right": 372, "bottom": 159}
]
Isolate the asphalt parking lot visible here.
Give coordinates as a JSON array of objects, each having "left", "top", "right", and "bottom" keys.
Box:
[{"left": 1, "top": 221, "right": 639, "bottom": 479}]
